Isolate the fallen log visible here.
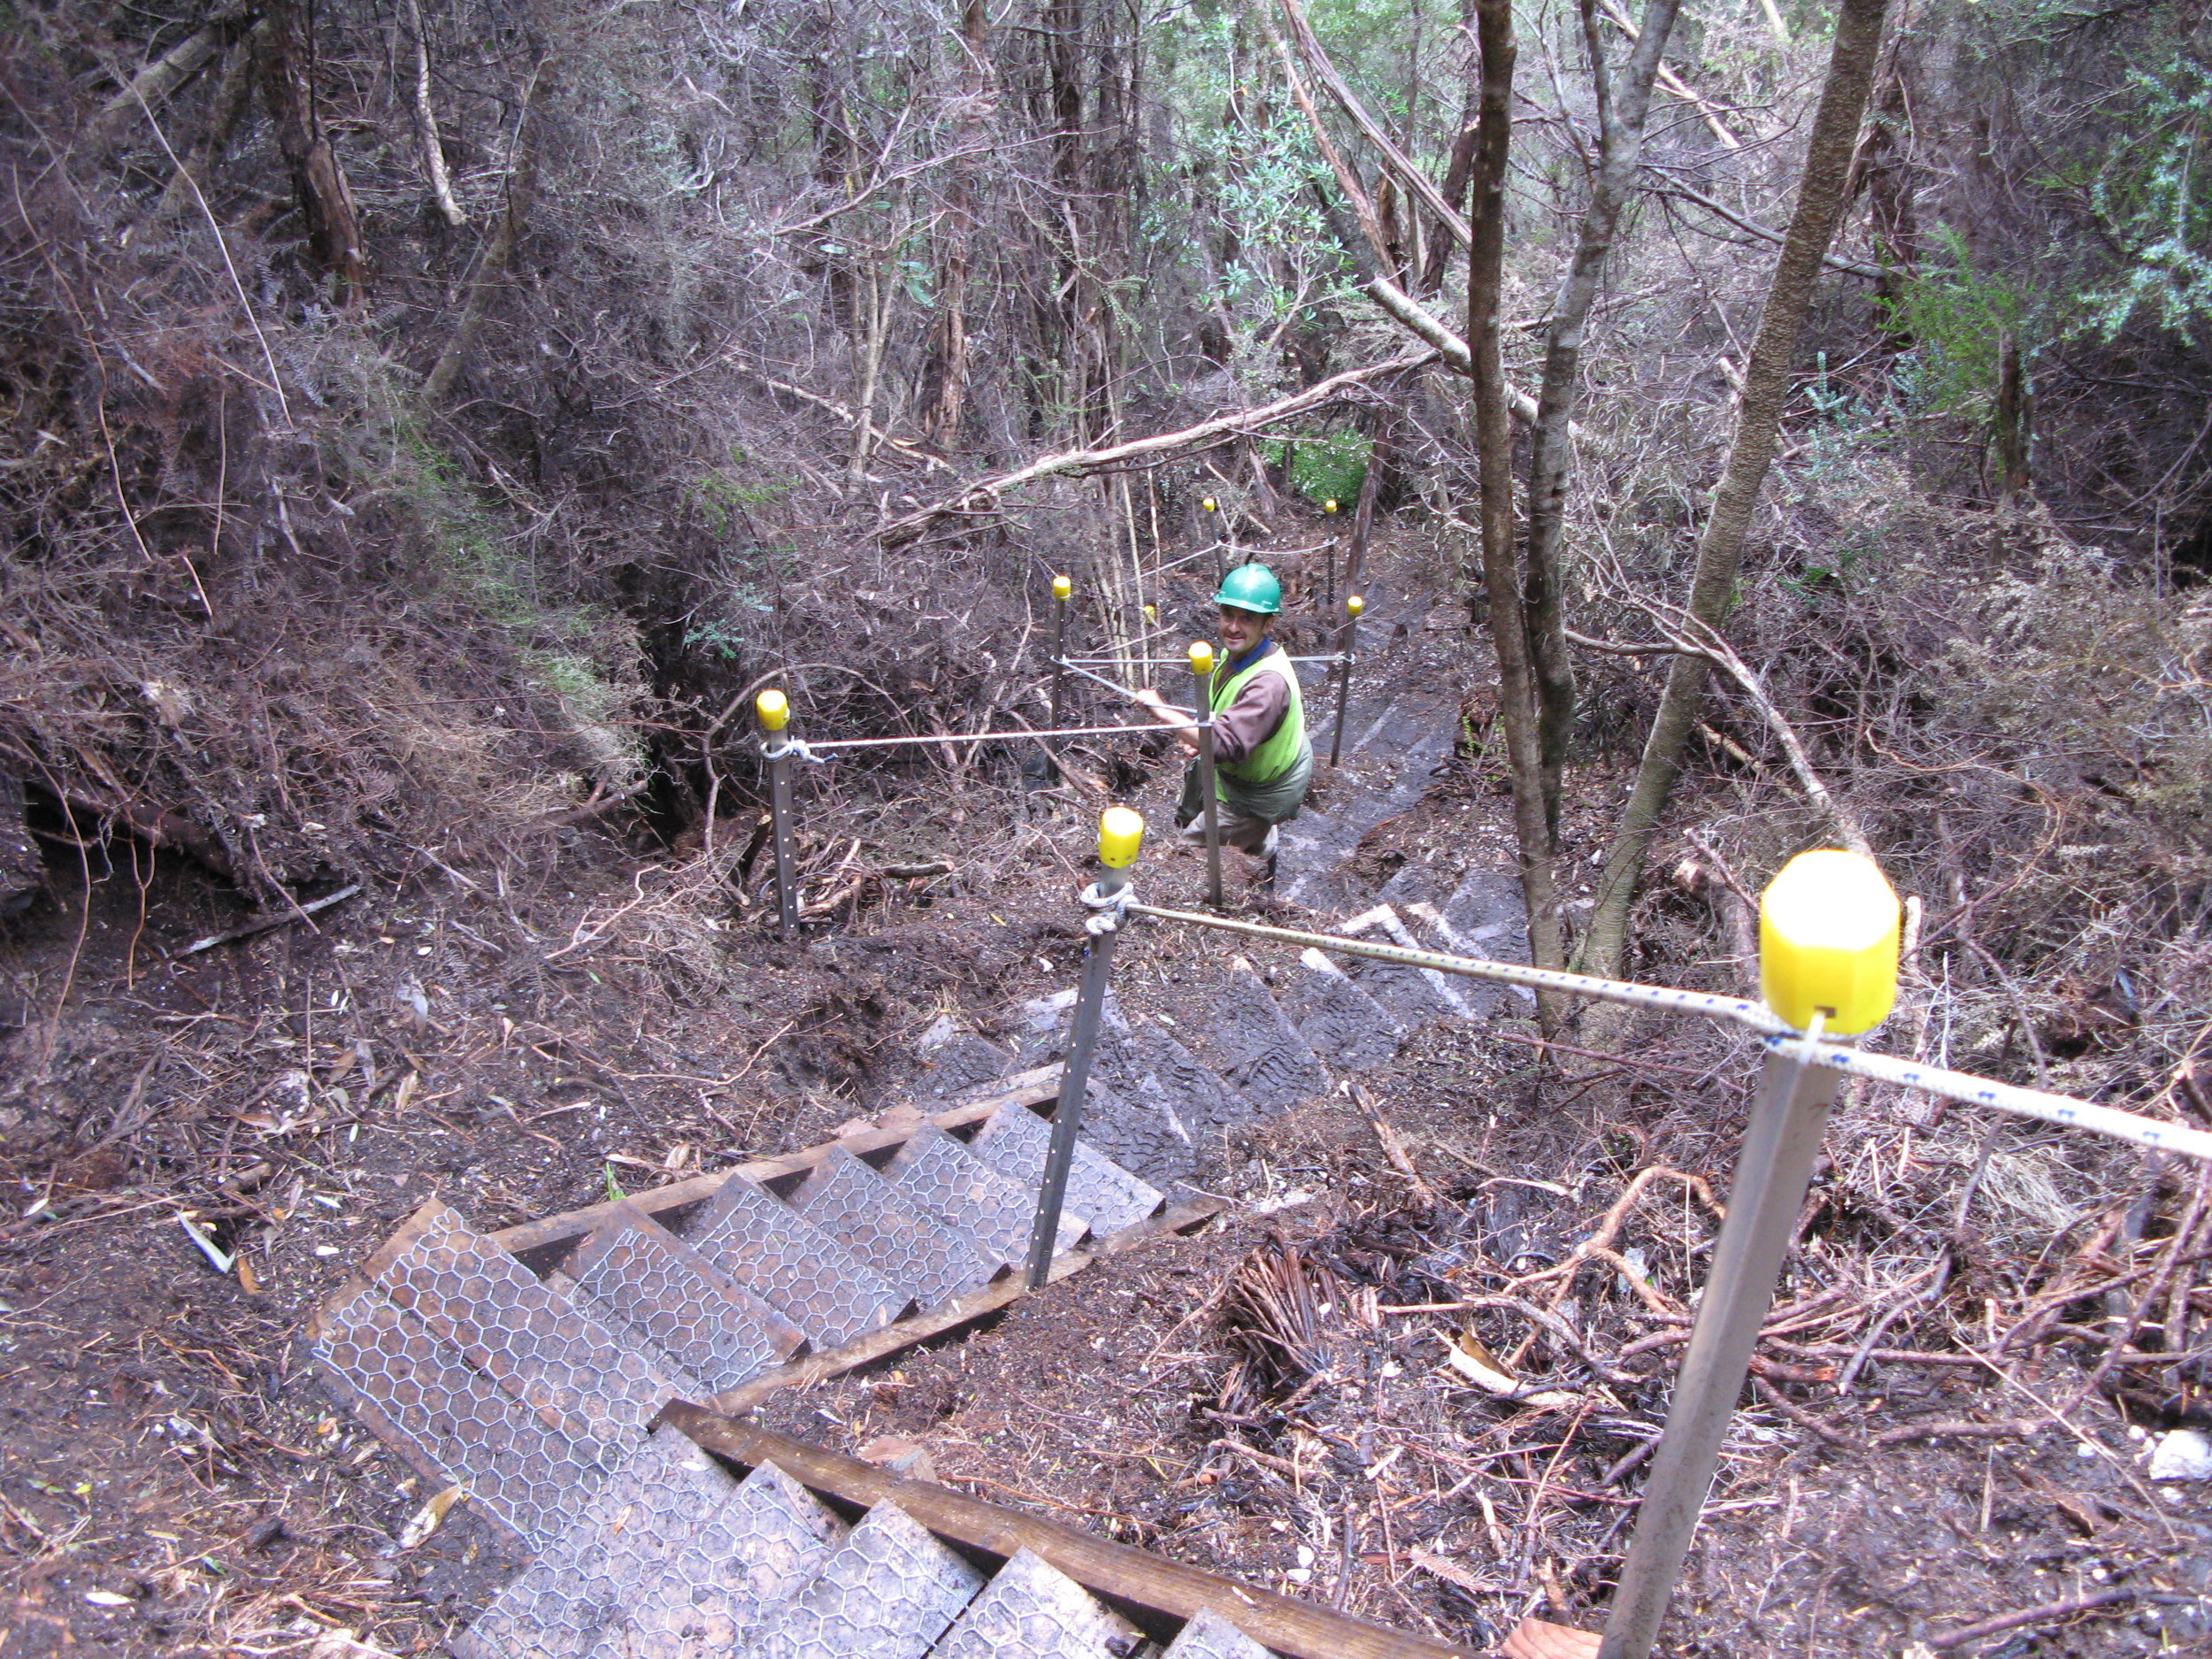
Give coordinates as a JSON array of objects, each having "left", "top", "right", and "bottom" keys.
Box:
[{"left": 878, "top": 351, "right": 1434, "bottom": 548}]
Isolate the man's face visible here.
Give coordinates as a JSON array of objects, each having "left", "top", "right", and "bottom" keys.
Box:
[{"left": 1217, "top": 604, "right": 1269, "bottom": 657}]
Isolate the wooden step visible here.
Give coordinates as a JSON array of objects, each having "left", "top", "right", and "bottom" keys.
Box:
[
  {"left": 932, "top": 1547, "right": 1140, "bottom": 1659},
  {"left": 452, "top": 1428, "right": 843, "bottom": 1658},
  {"left": 886, "top": 1122, "right": 1088, "bottom": 1264},
  {"left": 375, "top": 1202, "right": 687, "bottom": 1443},
  {"left": 1164, "top": 1609, "right": 1277, "bottom": 1657},
  {"left": 312, "top": 1286, "right": 617, "bottom": 1553}
]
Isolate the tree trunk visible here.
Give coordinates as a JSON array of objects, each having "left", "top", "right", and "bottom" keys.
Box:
[
  {"left": 1521, "top": 0, "right": 1684, "bottom": 833},
  {"left": 1578, "top": 0, "right": 1894, "bottom": 987},
  {"left": 403, "top": 0, "right": 465, "bottom": 228},
  {"left": 1466, "top": 0, "right": 1565, "bottom": 1011},
  {"left": 258, "top": 0, "right": 366, "bottom": 303},
  {"left": 924, "top": 0, "right": 991, "bottom": 449},
  {"left": 156, "top": 19, "right": 264, "bottom": 220},
  {"left": 1993, "top": 329, "right": 2031, "bottom": 502},
  {"left": 424, "top": 56, "right": 549, "bottom": 402}
]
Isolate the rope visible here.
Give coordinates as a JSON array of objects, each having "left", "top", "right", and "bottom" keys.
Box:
[
  {"left": 1060, "top": 654, "right": 1348, "bottom": 668},
  {"left": 1768, "top": 1038, "right": 2212, "bottom": 1163},
  {"left": 772, "top": 722, "right": 1169, "bottom": 757},
  {"left": 1127, "top": 902, "right": 2212, "bottom": 1164},
  {"left": 1126, "top": 902, "right": 1792, "bottom": 1034},
  {"left": 1079, "top": 879, "right": 1135, "bottom": 937}
]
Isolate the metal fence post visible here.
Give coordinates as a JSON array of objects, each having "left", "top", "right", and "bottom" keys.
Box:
[
  {"left": 1202, "top": 496, "right": 1223, "bottom": 584},
  {"left": 1048, "top": 573, "right": 1071, "bottom": 737},
  {"left": 1328, "top": 592, "right": 1363, "bottom": 769},
  {"left": 1597, "top": 1041, "right": 1839, "bottom": 1659},
  {"left": 757, "top": 690, "right": 800, "bottom": 942},
  {"left": 1190, "top": 641, "right": 1224, "bottom": 908},
  {"left": 1025, "top": 808, "right": 1145, "bottom": 1288},
  {"left": 1322, "top": 497, "right": 1340, "bottom": 614},
  {"left": 1600, "top": 849, "right": 1901, "bottom": 1659}
]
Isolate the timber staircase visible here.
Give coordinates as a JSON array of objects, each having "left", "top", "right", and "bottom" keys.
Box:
[{"left": 309, "top": 577, "right": 1517, "bottom": 1656}]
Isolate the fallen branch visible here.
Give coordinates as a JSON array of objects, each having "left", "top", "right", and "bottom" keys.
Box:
[
  {"left": 1278, "top": 0, "right": 1471, "bottom": 248},
  {"left": 176, "top": 884, "right": 363, "bottom": 956},
  {"left": 1363, "top": 280, "right": 1617, "bottom": 455},
  {"left": 878, "top": 352, "right": 1433, "bottom": 547},
  {"left": 1565, "top": 619, "right": 1870, "bottom": 856},
  {"left": 1648, "top": 177, "right": 1882, "bottom": 278},
  {"left": 1927, "top": 1587, "right": 2176, "bottom": 1651}
]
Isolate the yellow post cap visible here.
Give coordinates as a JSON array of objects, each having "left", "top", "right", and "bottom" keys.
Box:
[
  {"left": 1144, "top": 603, "right": 1157, "bottom": 622},
  {"left": 1324, "top": 498, "right": 1340, "bottom": 513},
  {"left": 1348, "top": 593, "right": 1365, "bottom": 618},
  {"left": 1202, "top": 496, "right": 1217, "bottom": 512},
  {"left": 1052, "top": 573, "right": 1072, "bottom": 602},
  {"left": 1098, "top": 806, "right": 1145, "bottom": 869},
  {"left": 1760, "top": 849, "right": 1901, "bottom": 1035},
  {"left": 1187, "top": 641, "right": 1216, "bottom": 676},
  {"left": 756, "top": 688, "right": 790, "bottom": 733}
]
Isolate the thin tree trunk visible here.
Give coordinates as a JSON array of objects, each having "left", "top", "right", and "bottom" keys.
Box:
[
  {"left": 1521, "top": 0, "right": 1684, "bottom": 833},
  {"left": 1467, "top": 0, "right": 1565, "bottom": 1013},
  {"left": 157, "top": 20, "right": 263, "bottom": 220},
  {"left": 1578, "top": 0, "right": 1893, "bottom": 986},
  {"left": 88, "top": 23, "right": 227, "bottom": 154},
  {"left": 258, "top": 0, "right": 367, "bottom": 303},
  {"left": 403, "top": 0, "right": 465, "bottom": 227},
  {"left": 1993, "top": 330, "right": 2031, "bottom": 501},
  {"left": 924, "top": 0, "right": 990, "bottom": 448},
  {"left": 1418, "top": 1, "right": 1482, "bottom": 299},
  {"left": 425, "top": 57, "right": 549, "bottom": 401}
]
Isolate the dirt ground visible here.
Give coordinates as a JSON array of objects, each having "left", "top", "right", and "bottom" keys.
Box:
[{"left": 3, "top": 547, "right": 2209, "bottom": 1657}]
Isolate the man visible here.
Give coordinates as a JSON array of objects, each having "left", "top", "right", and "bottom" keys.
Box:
[{"left": 1133, "top": 564, "right": 1312, "bottom": 874}]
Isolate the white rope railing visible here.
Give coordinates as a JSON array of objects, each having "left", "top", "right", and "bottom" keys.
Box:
[{"left": 1130, "top": 901, "right": 2212, "bottom": 1164}]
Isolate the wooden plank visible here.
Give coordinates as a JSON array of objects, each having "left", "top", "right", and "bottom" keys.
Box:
[
  {"left": 487, "top": 1066, "right": 1063, "bottom": 1259},
  {"left": 661, "top": 1409, "right": 1481, "bottom": 1659},
  {"left": 707, "top": 1197, "right": 1228, "bottom": 1415}
]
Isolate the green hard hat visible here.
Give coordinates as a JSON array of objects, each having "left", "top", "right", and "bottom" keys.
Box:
[{"left": 1212, "top": 563, "right": 1283, "bottom": 615}]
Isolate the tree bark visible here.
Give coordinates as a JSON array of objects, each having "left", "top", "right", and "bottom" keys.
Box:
[
  {"left": 1993, "top": 329, "right": 2031, "bottom": 501},
  {"left": 257, "top": 0, "right": 366, "bottom": 303},
  {"left": 923, "top": 0, "right": 991, "bottom": 449},
  {"left": 424, "top": 56, "right": 549, "bottom": 402},
  {"left": 156, "top": 20, "right": 264, "bottom": 221},
  {"left": 403, "top": 0, "right": 465, "bottom": 228},
  {"left": 1466, "top": 0, "right": 1565, "bottom": 1010},
  {"left": 1521, "top": 0, "right": 1684, "bottom": 833},
  {"left": 1578, "top": 0, "right": 1894, "bottom": 987}
]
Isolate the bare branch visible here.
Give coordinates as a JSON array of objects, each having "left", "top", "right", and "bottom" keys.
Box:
[{"left": 879, "top": 353, "right": 1436, "bottom": 548}]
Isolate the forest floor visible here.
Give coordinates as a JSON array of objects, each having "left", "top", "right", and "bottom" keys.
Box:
[{"left": 1, "top": 533, "right": 2208, "bottom": 1658}]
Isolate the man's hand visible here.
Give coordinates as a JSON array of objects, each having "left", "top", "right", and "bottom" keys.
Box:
[{"left": 1132, "top": 687, "right": 1167, "bottom": 710}]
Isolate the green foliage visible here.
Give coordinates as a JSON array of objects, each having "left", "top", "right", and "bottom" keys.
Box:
[
  {"left": 334, "top": 384, "right": 645, "bottom": 781},
  {"left": 1263, "top": 430, "right": 1371, "bottom": 505},
  {"left": 688, "top": 449, "right": 793, "bottom": 536},
  {"left": 1882, "top": 228, "right": 2031, "bottom": 417},
  {"left": 2075, "top": 54, "right": 2212, "bottom": 342}
]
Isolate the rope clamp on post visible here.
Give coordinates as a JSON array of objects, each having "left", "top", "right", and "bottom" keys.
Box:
[
  {"left": 1025, "top": 808, "right": 1145, "bottom": 1288},
  {"left": 1598, "top": 851, "right": 1899, "bottom": 1659},
  {"left": 757, "top": 689, "right": 801, "bottom": 942},
  {"left": 1189, "top": 641, "right": 1224, "bottom": 908}
]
